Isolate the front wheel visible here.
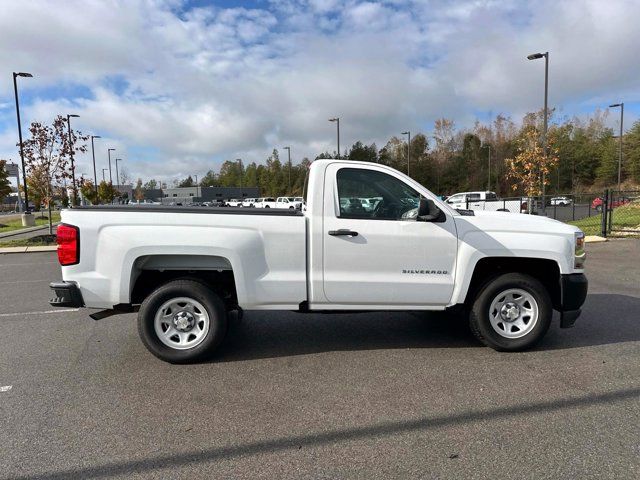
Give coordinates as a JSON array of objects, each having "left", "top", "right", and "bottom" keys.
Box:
[
  {"left": 137, "top": 279, "right": 228, "bottom": 363},
  {"left": 469, "top": 273, "right": 552, "bottom": 351}
]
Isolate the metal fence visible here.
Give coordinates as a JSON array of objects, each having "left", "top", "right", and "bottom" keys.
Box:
[
  {"left": 601, "top": 189, "right": 640, "bottom": 237},
  {"left": 461, "top": 193, "right": 603, "bottom": 221},
  {"left": 458, "top": 191, "right": 640, "bottom": 237}
]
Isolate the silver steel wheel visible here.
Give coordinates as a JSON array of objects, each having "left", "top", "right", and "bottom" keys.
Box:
[
  {"left": 488, "top": 288, "right": 539, "bottom": 339},
  {"left": 154, "top": 297, "right": 210, "bottom": 350}
]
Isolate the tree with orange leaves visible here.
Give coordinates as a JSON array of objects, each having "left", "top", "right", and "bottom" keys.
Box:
[{"left": 506, "top": 127, "right": 559, "bottom": 210}]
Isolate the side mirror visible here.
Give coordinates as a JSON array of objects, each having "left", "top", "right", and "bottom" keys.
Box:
[{"left": 417, "top": 198, "right": 441, "bottom": 222}]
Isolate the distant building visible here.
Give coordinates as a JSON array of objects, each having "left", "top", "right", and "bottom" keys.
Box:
[{"left": 161, "top": 186, "right": 260, "bottom": 204}]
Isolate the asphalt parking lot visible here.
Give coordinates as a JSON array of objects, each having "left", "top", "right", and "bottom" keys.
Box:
[{"left": 1, "top": 240, "right": 639, "bottom": 479}]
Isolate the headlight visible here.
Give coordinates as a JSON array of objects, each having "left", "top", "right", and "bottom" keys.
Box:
[{"left": 575, "top": 231, "right": 586, "bottom": 269}]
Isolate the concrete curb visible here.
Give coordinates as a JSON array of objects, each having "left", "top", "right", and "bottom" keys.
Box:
[
  {"left": 0, "top": 246, "right": 57, "bottom": 254},
  {"left": 585, "top": 235, "right": 608, "bottom": 243}
]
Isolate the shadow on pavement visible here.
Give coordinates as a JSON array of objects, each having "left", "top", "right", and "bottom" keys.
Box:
[
  {"left": 214, "top": 293, "right": 640, "bottom": 362},
  {"left": 215, "top": 309, "right": 477, "bottom": 362},
  {"left": 540, "top": 293, "right": 640, "bottom": 350},
  {"left": 10, "top": 386, "right": 640, "bottom": 480}
]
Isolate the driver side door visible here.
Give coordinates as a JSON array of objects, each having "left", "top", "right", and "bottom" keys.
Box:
[{"left": 322, "top": 164, "right": 458, "bottom": 307}]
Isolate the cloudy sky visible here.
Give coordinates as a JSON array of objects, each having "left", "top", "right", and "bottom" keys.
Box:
[{"left": 1, "top": 0, "right": 639, "bottom": 185}]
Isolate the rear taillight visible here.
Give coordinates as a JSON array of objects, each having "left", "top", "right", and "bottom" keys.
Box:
[{"left": 57, "top": 224, "right": 80, "bottom": 266}]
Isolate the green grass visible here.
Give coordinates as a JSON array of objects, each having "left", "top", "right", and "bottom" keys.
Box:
[
  {"left": 0, "top": 234, "right": 57, "bottom": 248},
  {"left": 0, "top": 211, "right": 61, "bottom": 234},
  {"left": 570, "top": 204, "right": 640, "bottom": 236}
]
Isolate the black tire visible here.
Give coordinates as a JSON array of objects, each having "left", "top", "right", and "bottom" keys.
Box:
[
  {"left": 469, "top": 273, "right": 552, "bottom": 351},
  {"left": 137, "top": 279, "right": 228, "bottom": 363},
  {"left": 595, "top": 205, "right": 602, "bottom": 212},
  {"left": 265, "top": 205, "right": 270, "bottom": 208}
]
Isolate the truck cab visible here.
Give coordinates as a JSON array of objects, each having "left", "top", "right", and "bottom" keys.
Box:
[{"left": 50, "top": 160, "right": 587, "bottom": 363}]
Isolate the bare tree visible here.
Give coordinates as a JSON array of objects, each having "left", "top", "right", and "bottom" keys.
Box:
[{"left": 21, "top": 116, "right": 88, "bottom": 232}]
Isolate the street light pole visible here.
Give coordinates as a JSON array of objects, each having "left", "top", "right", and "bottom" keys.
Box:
[
  {"left": 102, "top": 168, "right": 108, "bottom": 182},
  {"left": 527, "top": 51, "right": 549, "bottom": 210},
  {"left": 107, "top": 148, "right": 115, "bottom": 184},
  {"left": 329, "top": 118, "right": 340, "bottom": 159},
  {"left": 66, "top": 114, "right": 80, "bottom": 205},
  {"left": 13, "top": 72, "right": 33, "bottom": 217},
  {"left": 90, "top": 135, "right": 101, "bottom": 196},
  {"left": 115, "top": 158, "right": 122, "bottom": 189},
  {"left": 236, "top": 159, "right": 243, "bottom": 199},
  {"left": 609, "top": 102, "right": 624, "bottom": 191},
  {"left": 482, "top": 144, "right": 491, "bottom": 191},
  {"left": 401, "top": 131, "right": 411, "bottom": 176},
  {"left": 283, "top": 146, "right": 291, "bottom": 193}
]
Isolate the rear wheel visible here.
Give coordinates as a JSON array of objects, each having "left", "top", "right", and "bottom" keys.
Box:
[
  {"left": 138, "top": 279, "right": 228, "bottom": 363},
  {"left": 469, "top": 273, "right": 552, "bottom": 351}
]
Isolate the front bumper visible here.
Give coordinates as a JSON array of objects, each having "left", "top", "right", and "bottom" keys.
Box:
[
  {"left": 50, "top": 281, "right": 84, "bottom": 308},
  {"left": 558, "top": 273, "right": 588, "bottom": 328}
]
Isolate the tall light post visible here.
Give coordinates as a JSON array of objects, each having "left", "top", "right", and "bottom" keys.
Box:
[
  {"left": 329, "top": 117, "right": 340, "bottom": 159},
  {"left": 609, "top": 102, "right": 624, "bottom": 191},
  {"left": 527, "top": 51, "right": 549, "bottom": 210},
  {"left": 107, "top": 148, "right": 115, "bottom": 184},
  {"left": 283, "top": 146, "right": 291, "bottom": 193},
  {"left": 13, "top": 71, "right": 33, "bottom": 220},
  {"left": 482, "top": 144, "right": 492, "bottom": 191},
  {"left": 90, "top": 135, "right": 101, "bottom": 195},
  {"left": 115, "top": 158, "right": 122, "bottom": 189},
  {"left": 236, "top": 159, "right": 243, "bottom": 199},
  {"left": 66, "top": 114, "right": 80, "bottom": 205},
  {"left": 102, "top": 168, "right": 108, "bottom": 182},
  {"left": 401, "top": 131, "right": 411, "bottom": 176}
]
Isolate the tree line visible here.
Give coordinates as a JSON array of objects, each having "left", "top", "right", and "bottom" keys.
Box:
[
  {"left": 174, "top": 110, "right": 640, "bottom": 198},
  {"left": 3, "top": 109, "right": 640, "bottom": 210}
]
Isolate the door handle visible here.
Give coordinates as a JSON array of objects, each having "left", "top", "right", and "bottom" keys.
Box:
[{"left": 328, "top": 229, "right": 358, "bottom": 237}]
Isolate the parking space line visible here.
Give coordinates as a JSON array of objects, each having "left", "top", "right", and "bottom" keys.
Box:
[
  {"left": 0, "top": 308, "right": 79, "bottom": 318},
  {"left": 0, "top": 385, "right": 12, "bottom": 392}
]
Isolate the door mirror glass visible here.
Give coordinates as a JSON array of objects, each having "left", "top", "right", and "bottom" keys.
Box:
[{"left": 417, "top": 198, "right": 441, "bottom": 222}]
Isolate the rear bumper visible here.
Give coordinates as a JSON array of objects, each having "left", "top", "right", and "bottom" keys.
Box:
[
  {"left": 558, "top": 274, "right": 588, "bottom": 328},
  {"left": 49, "top": 281, "right": 84, "bottom": 308}
]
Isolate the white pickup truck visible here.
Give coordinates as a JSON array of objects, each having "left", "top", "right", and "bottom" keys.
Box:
[
  {"left": 445, "top": 191, "right": 526, "bottom": 213},
  {"left": 50, "top": 160, "right": 587, "bottom": 363}
]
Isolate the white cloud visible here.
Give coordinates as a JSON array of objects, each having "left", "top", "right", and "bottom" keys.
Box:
[{"left": 1, "top": 0, "right": 639, "bottom": 182}]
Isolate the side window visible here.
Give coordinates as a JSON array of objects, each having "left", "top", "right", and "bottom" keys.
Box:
[{"left": 336, "top": 168, "right": 421, "bottom": 220}]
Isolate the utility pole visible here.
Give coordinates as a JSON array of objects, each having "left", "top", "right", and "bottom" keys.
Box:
[
  {"left": 329, "top": 118, "right": 340, "bottom": 159},
  {"left": 91, "top": 135, "right": 101, "bottom": 196},
  {"left": 13, "top": 71, "right": 34, "bottom": 223},
  {"left": 402, "top": 131, "right": 411, "bottom": 176},
  {"left": 66, "top": 114, "right": 80, "bottom": 205},
  {"left": 283, "top": 146, "right": 291, "bottom": 193},
  {"left": 527, "top": 51, "right": 549, "bottom": 211},
  {"left": 609, "top": 102, "right": 624, "bottom": 191}
]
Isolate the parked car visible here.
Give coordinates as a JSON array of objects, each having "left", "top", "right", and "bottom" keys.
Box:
[
  {"left": 50, "top": 159, "right": 587, "bottom": 363},
  {"left": 275, "top": 197, "right": 304, "bottom": 209},
  {"left": 254, "top": 197, "right": 277, "bottom": 208},
  {"left": 242, "top": 198, "right": 256, "bottom": 208},
  {"left": 445, "top": 191, "right": 524, "bottom": 213},
  {"left": 226, "top": 199, "right": 242, "bottom": 207},
  {"left": 550, "top": 197, "right": 572, "bottom": 206},
  {"left": 591, "top": 196, "right": 630, "bottom": 211}
]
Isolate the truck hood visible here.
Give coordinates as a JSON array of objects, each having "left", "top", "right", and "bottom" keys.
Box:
[{"left": 455, "top": 210, "right": 582, "bottom": 236}]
